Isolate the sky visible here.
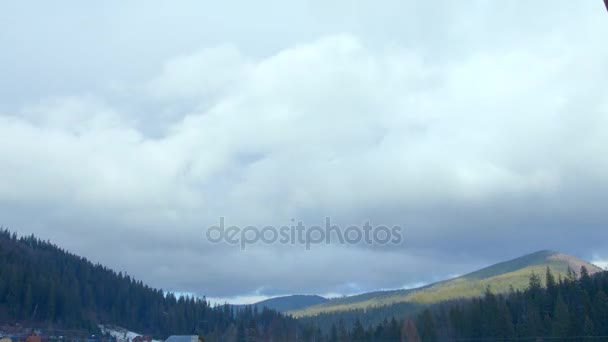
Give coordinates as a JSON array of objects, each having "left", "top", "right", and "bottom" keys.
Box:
[{"left": 1, "top": 0, "right": 608, "bottom": 304}]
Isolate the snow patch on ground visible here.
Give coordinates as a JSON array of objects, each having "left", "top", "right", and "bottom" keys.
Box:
[{"left": 98, "top": 325, "right": 162, "bottom": 342}]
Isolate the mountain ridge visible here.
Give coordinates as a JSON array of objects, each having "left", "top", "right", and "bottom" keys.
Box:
[
  {"left": 248, "top": 295, "right": 328, "bottom": 312},
  {"left": 289, "top": 250, "right": 604, "bottom": 317}
]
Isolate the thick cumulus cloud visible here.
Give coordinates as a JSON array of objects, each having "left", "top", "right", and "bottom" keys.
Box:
[{"left": 1, "top": 0, "right": 608, "bottom": 299}]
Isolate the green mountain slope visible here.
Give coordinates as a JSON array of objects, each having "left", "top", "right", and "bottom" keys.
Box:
[
  {"left": 252, "top": 295, "right": 328, "bottom": 312},
  {"left": 290, "top": 250, "right": 604, "bottom": 317}
]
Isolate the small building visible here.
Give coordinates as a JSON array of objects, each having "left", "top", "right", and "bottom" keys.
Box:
[
  {"left": 165, "top": 336, "right": 203, "bottom": 342},
  {"left": 132, "top": 337, "right": 152, "bottom": 342}
]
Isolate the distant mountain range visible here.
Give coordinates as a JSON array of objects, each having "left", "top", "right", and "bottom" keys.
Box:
[
  {"left": 250, "top": 250, "right": 603, "bottom": 317},
  {"left": 2, "top": 228, "right": 605, "bottom": 337},
  {"left": 247, "top": 295, "right": 328, "bottom": 312}
]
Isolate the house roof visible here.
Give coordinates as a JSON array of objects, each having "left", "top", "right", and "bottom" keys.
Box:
[{"left": 165, "top": 336, "right": 199, "bottom": 342}]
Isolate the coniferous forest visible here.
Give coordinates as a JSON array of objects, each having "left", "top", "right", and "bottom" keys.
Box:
[
  {"left": 0, "top": 229, "right": 298, "bottom": 340},
  {"left": 308, "top": 267, "right": 608, "bottom": 341},
  {"left": 3, "top": 228, "right": 608, "bottom": 341}
]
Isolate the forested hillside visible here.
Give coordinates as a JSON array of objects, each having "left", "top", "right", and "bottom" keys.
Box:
[
  {"left": 0, "top": 229, "right": 297, "bottom": 339},
  {"left": 427, "top": 267, "right": 608, "bottom": 340},
  {"left": 249, "top": 295, "right": 328, "bottom": 312},
  {"left": 291, "top": 250, "right": 603, "bottom": 317},
  {"left": 320, "top": 267, "right": 608, "bottom": 341},
  {"left": 3, "top": 228, "right": 608, "bottom": 341}
]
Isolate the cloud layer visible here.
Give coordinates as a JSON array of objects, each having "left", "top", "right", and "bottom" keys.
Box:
[{"left": 1, "top": 0, "right": 608, "bottom": 300}]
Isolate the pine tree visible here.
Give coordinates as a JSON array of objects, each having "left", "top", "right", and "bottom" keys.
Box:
[
  {"left": 546, "top": 267, "right": 557, "bottom": 302},
  {"left": 351, "top": 319, "right": 365, "bottom": 341},
  {"left": 418, "top": 309, "right": 437, "bottom": 342},
  {"left": 401, "top": 319, "right": 421, "bottom": 342},
  {"left": 529, "top": 272, "right": 542, "bottom": 293},
  {"left": 337, "top": 319, "right": 348, "bottom": 342},
  {"left": 329, "top": 323, "right": 338, "bottom": 342},
  {"left": 496, "top": 300, "right": 514, "bottom": 338},
  {"left": 592, "top": 290, "right": 608, "bottom": 335},
  {"left": 583, "top": 315, "right": 595, "bottom": 341},
  {"left": 551, "top": 295, "right": 570, "bottom": 337}
]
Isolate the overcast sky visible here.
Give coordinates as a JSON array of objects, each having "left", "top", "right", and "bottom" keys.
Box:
[{"left": 1, "top": 0, "right": 608, "bottom": 303}]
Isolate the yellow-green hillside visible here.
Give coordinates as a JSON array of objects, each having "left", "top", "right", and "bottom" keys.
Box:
[{"left": 290, "top": 250, "right": 603, "bottom": 317}]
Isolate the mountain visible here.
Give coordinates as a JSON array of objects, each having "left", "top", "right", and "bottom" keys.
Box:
[
  {"left": 306, "top": 266, "right": 608, "bottom": 341},
  {"left": 3, "top": 228, "right": 604, "bottom": 339},
  {"left": 251, "top": 295, "right": 328, "bottom": 312},
  {"left": 290, "top": 250, "right": 604, "bottom": 317}
]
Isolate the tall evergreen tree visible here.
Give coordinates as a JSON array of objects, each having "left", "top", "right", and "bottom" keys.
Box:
[
  {"left": 417, "top": 309, "right": 437, "bottom": 342},
  {"left": 551, "top": 295, "right": 570, "bottom": 337},
  {"left": 401, "top": 319, "right": 421, "bottom": 342}
]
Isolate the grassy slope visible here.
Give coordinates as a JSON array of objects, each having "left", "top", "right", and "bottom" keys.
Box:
[
  {"left": 252, "top": 295, "right": 328, "bottom": 312},
  {"left": 290, "top": 250, "right": 603, "bottom": 317}
]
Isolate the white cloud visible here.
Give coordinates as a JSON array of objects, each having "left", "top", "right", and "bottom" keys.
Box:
[
  {"left": 1, "top": 1, "right": 608, "bottom": 298},
  {"left": 147, "top": 45, "right": 251, "bottom": 102}
]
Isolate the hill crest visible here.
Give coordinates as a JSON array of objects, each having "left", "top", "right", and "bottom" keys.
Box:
[
  {"left": 290, "top": 250, "right": 604, "bottom": 317},
  {"left": 251, "top": 295, "right": 328, "bottom": 312}
]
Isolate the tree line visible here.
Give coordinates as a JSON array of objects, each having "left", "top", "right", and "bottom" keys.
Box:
[
  {"left": 305, "top": 266, "right": 608, "bottom": 341},
  {"left": 0, "top": 229, "right": 299, "bottom": 340},
  {"left": 3, "top": 228, "right": 608, "bottom": 341}
]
